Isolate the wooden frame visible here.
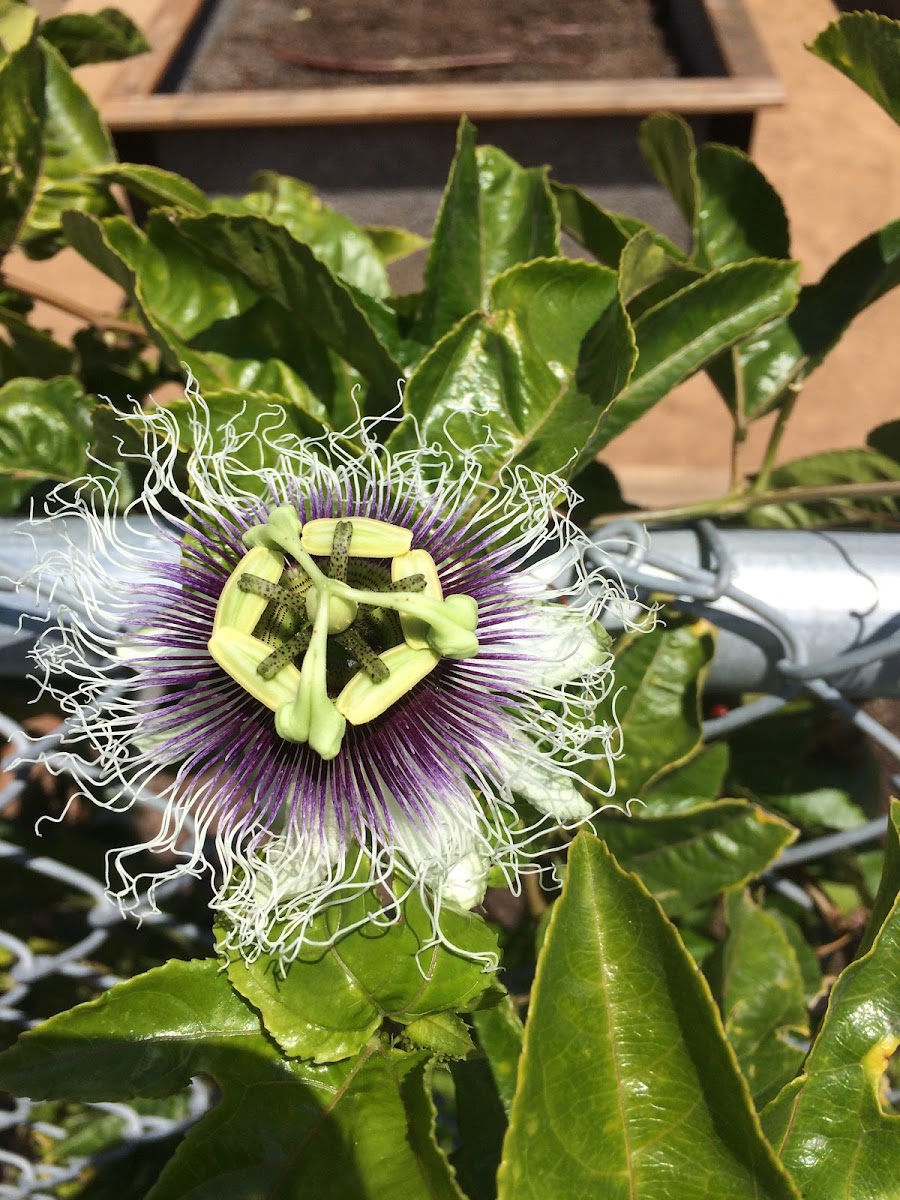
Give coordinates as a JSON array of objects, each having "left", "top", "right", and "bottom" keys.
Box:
[{"left": 65, "top": 0, "right": 783, "bottom": 131}]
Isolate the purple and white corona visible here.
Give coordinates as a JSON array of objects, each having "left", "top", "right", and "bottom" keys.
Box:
[{"left": 28, "top": 391, "right": 623, "bottom": 963}]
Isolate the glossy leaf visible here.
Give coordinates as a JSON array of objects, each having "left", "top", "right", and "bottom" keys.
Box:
[
  {"left": 0, "top": 300, "right": 74, "bottom": 381},
  {"left": 644, "top": 742, "right": 730, "bottom": 810},
  {"left": 858, "top": 799, "right": 900, "bottom": 959},
  {"left": 476, "top": 144, "right": 559, "bottom": 281},
  {"left": 471, "top": 995, "right": 523, "bottom": 1115},
  {"left": 694, "top": 142, "right": 790, "bottom": 268},
  {"left": 809, "top": 11, "right": 900, "bottom": 126},
  {"left": 92, "top": 163, "right": 210, "bottom": 213},
  {"left": 746, "top": 447, "right": 900, "bottom": 529},
  {"left": 551, "top": 179, "right": 687, "bottom": 267},
  {"left": 497, "top": 833, "right": 801, "bottom": 1200},
  {"left": 40, "top": 7, "right": 149, "bottom": 68},
  {"left": 221, "top": 886, "right": 499, "bottom": 1063},
  {"left": 710, "top": 219, "right": 900, "bottom": 419},
  {"left": 593, "top": 259, "right": 801, "bottom": 449},
  {"left": 0, "top": 375, "right": 92, "bottom": 513},
  {"left": 393, "top": 258, "right": 634, "bottom": 490},
  {"left": 19, "top": 40, "right": 117, "bottom": 258},
  {"left": 592, "top": 800, "right": 796, "bottom": 916},
  {"left": 452, "top": 1055, "right": 507, "bottom": 1200},
  {"left": 721, "top": 890, "right": 809, "bottom": 1107},
  {"left": 761, "top": 803, "right": 900, "bottom": 1198},
  {"left": 618, "top": 228, "right": 702, "bottom": 318},
  {"left": 364, "top": 224, "right": 428, "bottom": 263},
  {"left": 586, "top": 620, "right": 716, "bottom": 798},
  {"left": 413, "top": 119, "right": 558, "bottom": 344},
  {"left": 174, "top": 211, "right": 407, "bottom": 401},
  {"left": 0, "top": 29, "right": 44, "bottom": 257},
  {"left": 638, "top": 112, "right": 699, "bottom": 227},
  {"left": 0, "top": 960, "right": 463, "bottom": 1200},
  {"left": 214, "top": 171, "right": 392, "bottom": 298}
]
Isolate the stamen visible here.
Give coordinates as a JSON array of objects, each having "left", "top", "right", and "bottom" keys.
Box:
[
  {"left": 213, "top": 546, "right": 284, "bottom": 635},
  {"left": 302, "top": 516, "right": 412, "bottom": 558},
  {"left": 336, "top": 643, "right": 441, "bottom": 725}
]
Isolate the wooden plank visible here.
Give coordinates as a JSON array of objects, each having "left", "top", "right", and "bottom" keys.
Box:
[
  {"left": 101, "top": 75, "right": 785, "bottom": 131},
  {"left": 703, "top": 0, "right": 779, "bottom": 79},
  {"left": 57, "top": 0, "right": 205, "bottom": 101}
]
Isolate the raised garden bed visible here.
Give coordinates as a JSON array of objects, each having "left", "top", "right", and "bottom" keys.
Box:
[{"left": 70, "top": 0, "right": 783, "bottom": 259}]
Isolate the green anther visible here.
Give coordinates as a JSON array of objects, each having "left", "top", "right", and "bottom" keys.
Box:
[
  {"left": 336, "top": 643, "right": 440, "bottom": 725},
  {"left": 213, "top": 546, "right": 284, "bottom": 635},
  {"left": 257, "top": 626, "right": 313, "bottom": 680},
  {"left": 328, "top": 519, "right": 352, "bottom": 582},
  {"left": 302, "top": 516, "right": 413, "bottom": 558},
  {"left": 334, "top": 626, "right": 390, "bottom": 683}
]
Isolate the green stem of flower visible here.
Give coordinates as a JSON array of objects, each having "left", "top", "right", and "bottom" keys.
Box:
[{"left": 753, "top": 385, "right": 802, "bottom": 492}]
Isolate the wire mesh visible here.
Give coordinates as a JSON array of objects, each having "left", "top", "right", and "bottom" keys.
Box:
[{"left": 1, "top": 517, "right": 898, "bottom": 1195}]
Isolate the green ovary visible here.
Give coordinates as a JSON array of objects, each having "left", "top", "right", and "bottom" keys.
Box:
[{"left": 207, "top": 509, "right": 479, "bottom": 760}]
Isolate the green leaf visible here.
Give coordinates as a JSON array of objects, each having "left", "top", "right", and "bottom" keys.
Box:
[
  {"left": 404, "top": 1012, "right": 474, "bottom": 1059},
  {"left": 392, "top": 258, "right": 635, "bottom": 489},
  {"left": 746, "top": 447, "right": 900, "bottom": 529},
  {"left": 214, "top": 171, "right": 392, "bottom": 298},
  {"left": 40, "top": 7, "right": 149, "bottom": 68},
  {"left": 859, "top": 798, "right": 900, "bottom": 958},
  {"left": 720, "top": 890, "right": 809, "bottom": 1107},
  {"left": 592, "top": 800, "right": 797, "bottom": 916},
  {"left": 497, "top": 833, "right": 801, "bottom": 1199},
  {"left": 618, "top": 228, "right": 703, "bottom": 318},
  {"left": 173, "top": 211, "right": 406, "bottom": 404},
  {"left": 476, "top": 144, "right": 559, "bottom": 280},
  {"left": 18, "top": 40, "right": 117, "bottom": 258},
  {"left": 451, "top": 1055, "right": 507, "bottom": 1200},
  {"left": 364, "top": 224, "right": 428, "bottom": 263},
  {"left": 0, "top": 959, "right": 263, "bottom": 1100},
  {"left": 0, "top": 27, "right": 44, "bottom": 257},
  {"left": 92, "top": 163, "right": 210, "bottom": 213},
  {"left": 0, "top": 960, "right": 463, "bottom": 1200},
  {"left": 470, "top": 994, "right": 523, "bottom": 1116},
  {"left": 586, "top": 620, "right": 716, "bottom": 797},
  {"left": 413, "top": 119, "right": 559, "bottom": 344},
  {"left": 221, "top": 887, "right": 499, "bottom": 1064},
  {"left": 638, "top": 112, "right": 699, "bottom": 227},
  {"left": 694, "top": 143, "right": 790, "bottom": 268},
  {"left": 809, "top": 11, "right": 900, "bottom": 126},
  {"left": 868, "top": 418, "right": 900, "bottom": 462},
  {"left": 0, "top": 0, "right": 38, "bottom": 51},
  {"left": 761, "top": 803, "right": 900, "bottom": 1198},
  {"left": 163, "top": 388, "right": 328, "bottom": 484},
  {"left": 0, "top": 375, "right": 92, "bottom": 512},
  {"left": 644, "top": 742, "right": 730, "bottom": 809},
  {"left": 710, "top": 219, "right": 900, "bottom": 420},
  {"left": 593, "top": 259, "right": 801, "bottom": 449},
  {"left": 551, "top": 179, "right": 687, "bottom": 267},
  {"left": 0, "top": 300, "right": 74, "bottom": 381}
]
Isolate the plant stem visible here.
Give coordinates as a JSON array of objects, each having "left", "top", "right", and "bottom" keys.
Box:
[
  {"left": 591, "top": 479, "right": 900, "bottom": 528},
  {"left": 729, "top": 345, "right": 748, "bottom": 491},
  {"left": 753, "top": 384, "right": 801, "bottom": 491},
  {"left": 2, "top": 271, "right": 147, "bottom": 337}
]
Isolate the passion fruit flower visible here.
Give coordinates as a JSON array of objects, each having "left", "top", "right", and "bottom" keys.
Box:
[{"left": 28, "top": 395, "right": 625, "bottom": 964}]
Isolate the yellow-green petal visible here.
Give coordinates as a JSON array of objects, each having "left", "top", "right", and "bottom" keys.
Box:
[
  {"left": 212, "top": 546, "right": 284, "bottom": 635},
  {"left": 301, "top": 516, "right": 412, "bottom": 558},
  {"left": 207, "top": 628, "right": 301, "bottom": 709},
  {"left": 391, "top": 548, "right": 443, "bottom": 649}
]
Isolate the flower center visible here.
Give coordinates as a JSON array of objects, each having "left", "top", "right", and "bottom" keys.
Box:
[{"left": 207, "top": 506, "right": 479, "bottom": 760}]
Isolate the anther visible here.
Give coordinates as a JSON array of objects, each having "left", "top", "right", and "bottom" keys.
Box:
[
  {"left": 334, "top": 627, "right": 390, "bottom": 683},
  {"left": 257, "top": 626, "right": 314, "bottom": 680},
  {"left": 238, "top": 573, "right": 309, "bottom": 618}
]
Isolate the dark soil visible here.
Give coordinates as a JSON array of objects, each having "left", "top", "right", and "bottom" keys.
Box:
[{"left": 184, "top": 0, "right": 680, "bottom": 92}]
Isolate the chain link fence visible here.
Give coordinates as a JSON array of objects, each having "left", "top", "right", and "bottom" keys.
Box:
[{"left": 2, "top": 517, "right": 899, "bottom": 1196}]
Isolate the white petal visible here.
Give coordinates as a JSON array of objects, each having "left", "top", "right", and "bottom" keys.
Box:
[
  {"left": 526, "top": 605, "right": 611, "bottom": 687},
  {"left": 495, "top": 739, "right": 593, "bottom": 821}
]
